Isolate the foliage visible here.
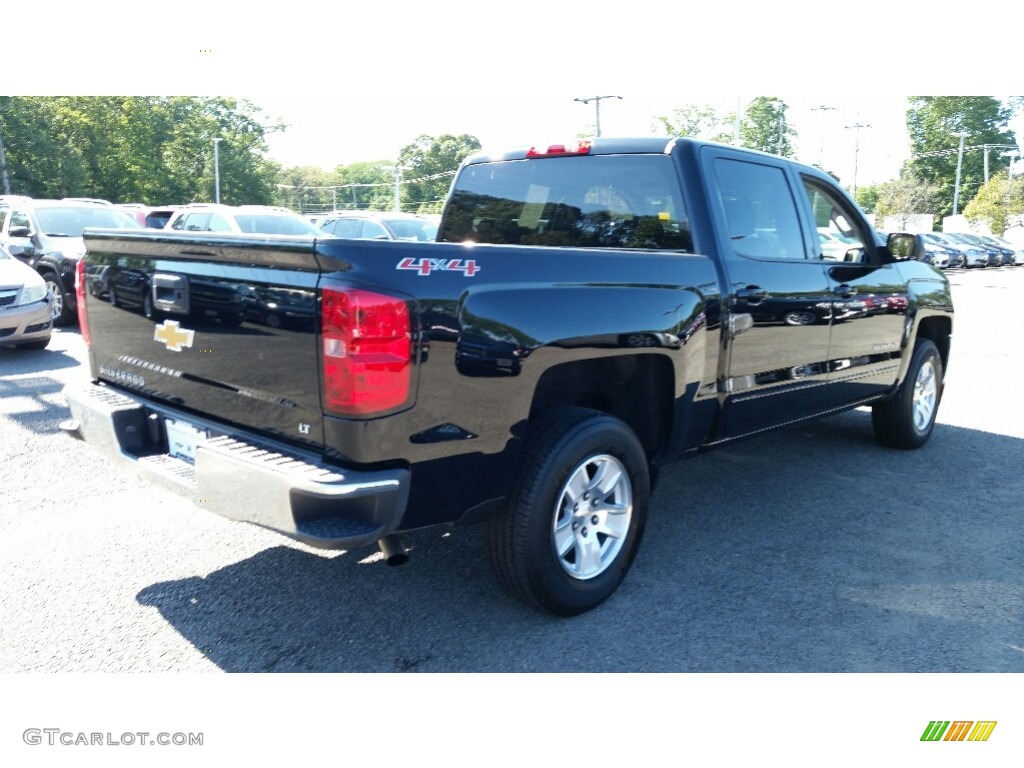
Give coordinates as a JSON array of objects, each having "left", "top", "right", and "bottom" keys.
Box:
[
  {"left": 873, "top": 172, "right": 941, "bottom": 229},
  {"left": 653, "top": 105, "right": 734, "bottom": 143},
  {"left": 740, "top": 97, "right": 796, "bottom": 157},
  {"left": 904, "top": 96, "right": 1017, "bottom": 217},
  {"left": 963, "top": 171, "right": 1024, "bottom": 234},
  {"left": 398, "top": 134, "right": 481, "bottom": 214},
  {"left": 0, "top": 96, "right": 282, "bottom": 205},
  {"left": 854, "top": 184, "right": 881, "bottom": 214}
]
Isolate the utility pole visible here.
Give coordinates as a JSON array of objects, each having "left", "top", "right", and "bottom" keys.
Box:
[
  {"left": 0, "top": 127, "right": 11, "bottom": 195},
  {"left": 574, "top": 95, "right": 622, "bottom": 137},
  {"left": 212, "top": 137, "right": 223, "bottom": 204},
  {"left": 952, "top": 131, "right": 970, "bottom": 216},
  {"left": 844, "top": 120, "right": 872, "bottom": 198},
  {"left": 381, "top": 166, "right": 408, "bottom": 212},
  {"left": 811, "top": 105, "right": 836, "bottom": 168}
]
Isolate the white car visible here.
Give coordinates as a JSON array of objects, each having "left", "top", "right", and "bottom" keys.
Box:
[
  {"left": 165, "top": 204, "right": 325, "bottom": 236},
  {"left": 0, "top": 244, "right": 52, "bottom": 350}
]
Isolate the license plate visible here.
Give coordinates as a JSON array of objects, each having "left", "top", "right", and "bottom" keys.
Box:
[{"left": 165, "top": 418, "right": 207, "bottom": 464}]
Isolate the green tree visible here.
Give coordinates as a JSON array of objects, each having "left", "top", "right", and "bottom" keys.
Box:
[
  {"left": 398, "top": 134, "right": 481, "bottom": 214},
  {"left": 873, "top": 172, "right": 941, "bottom": 230},
  {"left": 904, "top": 96, "right": 1017, "bottom": 218},
  {"left": 963, "top": 171, "right": 1024, "bottom": 234},
  {"left": 740, "top": 97, "right": 796, "bottom": 157},
  {"left": 854, "top": 184, "right": 881, "bottom": 214},
  {"left": 0, "top": 96, "right": 282, "bottom": 204},
  {"left": 653, "top": 105, "right": 733, "bottom": 142}
]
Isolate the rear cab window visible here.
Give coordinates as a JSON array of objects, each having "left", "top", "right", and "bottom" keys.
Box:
[{"left": 439, "top": 154, "right": 693, "bottom": 251}]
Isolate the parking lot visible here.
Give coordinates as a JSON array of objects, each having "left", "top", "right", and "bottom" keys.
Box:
[{"left": 1, "top": 265, "right": 1023, "bottom": 673}]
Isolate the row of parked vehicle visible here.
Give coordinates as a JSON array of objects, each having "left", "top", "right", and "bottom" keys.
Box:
[
  {"left": 899, "top": 230, "right": 1024, "bottom": 269},
  {"left": 0, "top": 195, "right": 441, "bottom": 350},
  {"left": 1, "top": 191, "right": 1018, "bottom": 352}
]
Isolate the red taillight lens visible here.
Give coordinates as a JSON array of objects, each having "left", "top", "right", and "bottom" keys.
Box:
[
  {"left": 526, "top": 140, "right": 592, "bottom": 158},
  {"left": 321, "top": 288, "right": 411, "bottom": 416},
  {"left": 75, "top": 258, "right": 91, "bottom": 348}
]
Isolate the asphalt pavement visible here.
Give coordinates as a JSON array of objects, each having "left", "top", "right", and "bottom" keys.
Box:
[{"left": 2, "top": 266, "right": 1023, "bottom": 673}]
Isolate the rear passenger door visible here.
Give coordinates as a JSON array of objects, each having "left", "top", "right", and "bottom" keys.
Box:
[{"left": 704, "top": 148, "right": 834, "bottom": 438}]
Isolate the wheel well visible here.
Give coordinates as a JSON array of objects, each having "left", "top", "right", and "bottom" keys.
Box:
[
  {"left": 915, "top": 315, "right": 952, "bottom": 373},
  {"left": 527, "top": 355, "right": 674, "bottom": 459}
]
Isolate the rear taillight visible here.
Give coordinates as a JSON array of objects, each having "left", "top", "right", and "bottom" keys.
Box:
[
  {"left": 321, "top": 288, "right": 411, "bottom": 416},
  {"left": 75, "top": 259, "right": 91, "bottom": 348}
]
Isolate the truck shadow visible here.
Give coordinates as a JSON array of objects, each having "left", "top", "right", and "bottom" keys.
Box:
[{"left": 135, "top": 410, "right": 1024, "bottom": 672}]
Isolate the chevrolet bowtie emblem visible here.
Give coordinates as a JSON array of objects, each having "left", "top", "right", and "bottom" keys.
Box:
[{"left": 154, "top": 320, "right": 195, "bottom": 352}]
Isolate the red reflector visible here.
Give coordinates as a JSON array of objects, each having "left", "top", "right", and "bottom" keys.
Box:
[
  {"left": 75, "top": 258, "right": 91, "bottom": 348},
  {"left": 321, "top": 288, "right": 411, "bottom": 416},
  {"left": 526, "top": 140, "right": 592, "bottom": 158}
]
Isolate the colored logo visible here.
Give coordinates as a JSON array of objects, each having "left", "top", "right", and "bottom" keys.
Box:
[
  {"left": 921, "top": 721, "right": 997, "bottom": 742},
  {"left": 397, "top": 257, "right": 479, "bottom": 276},
  {"left": 154, "top": 320, "right": 195, "bottom": 352}
]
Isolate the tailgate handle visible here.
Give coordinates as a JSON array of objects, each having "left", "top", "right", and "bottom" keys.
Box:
[{"left": 151, "top": 273, "right": 191, "bottom": 314}]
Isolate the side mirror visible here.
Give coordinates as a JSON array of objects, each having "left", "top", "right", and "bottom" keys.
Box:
[
  {"left": 887, "top": 232, "right": 917, "bottom": 260},
  {"left": 9, "top": 225, "right": 32, "bottom": 238}
]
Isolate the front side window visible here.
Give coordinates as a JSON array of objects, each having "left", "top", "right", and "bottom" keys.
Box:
[
  {"left": 802, "top": 180, "right": 870, "bottom": 263},
  {"left": 713, "top": 158, "right": 807, "bottom": 260},
  {"left": 439, "top": 154, "right": 692, "bottom": 251}
]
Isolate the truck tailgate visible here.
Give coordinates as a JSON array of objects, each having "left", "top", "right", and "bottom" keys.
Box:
[{"left": 81, "top": 231, "right": 325, "bottom": 448}]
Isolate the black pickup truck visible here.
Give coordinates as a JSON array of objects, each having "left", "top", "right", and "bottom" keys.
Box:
[{"left": 63, "top": 137, "right": 953, "bottom": 616}]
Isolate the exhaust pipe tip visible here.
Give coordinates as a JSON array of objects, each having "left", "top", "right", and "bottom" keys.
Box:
[{"left": 378, "top": 534, "right": 409, "bottom": 566}]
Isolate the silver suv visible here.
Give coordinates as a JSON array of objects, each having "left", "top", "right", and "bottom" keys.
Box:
[{"left": 165, "top": 204, "right": 324, "bottom": 236}]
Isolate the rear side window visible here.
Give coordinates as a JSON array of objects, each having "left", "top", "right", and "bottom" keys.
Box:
[
  {"left": 439, "top": 155, "right": 692, "bottom": 251},
  {"left": 713, "top": 158, "right": 807, "bottom": 260}
]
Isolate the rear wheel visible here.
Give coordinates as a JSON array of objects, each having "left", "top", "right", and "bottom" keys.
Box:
[
  {"left": 872, "top": 338, "right": 942, "bottom": 449},
  {"left": 484, "top": 408, "right": 650, "bottom": 616}
]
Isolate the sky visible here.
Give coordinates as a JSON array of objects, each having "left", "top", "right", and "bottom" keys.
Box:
[{"left": 15, "top": 1, "right": 1023, "bottom": 192}]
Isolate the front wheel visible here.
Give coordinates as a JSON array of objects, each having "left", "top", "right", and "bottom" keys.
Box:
[
  {"left": 43, "top": 274, "right": 72, "bottom": 326},
  {"left": 872, "top": 338, "right": 943, "bottom": 449},
  {"left": 483, "top": 408, "right": 650, "bottom": 616}
]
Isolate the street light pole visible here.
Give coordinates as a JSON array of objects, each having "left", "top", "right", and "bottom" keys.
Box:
[
  {"left": 212, "top": 137, "right": 223, "bottom": 204},
  {"left": 952, "top": 131, "right": 970, "bottom": 216},
  {"left": 844, "top": 120, "right": 871, "bottom": 198},
  {"left": 574, "top": 95, "right": 622, "bottom": 137},
  {"left": 811, "top": 105, "right": 836, "bottom": 168}
]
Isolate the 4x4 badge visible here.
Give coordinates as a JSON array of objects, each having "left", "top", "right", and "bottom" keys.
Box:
[{"left": 154, "top": 320, "right": 195, "bottom": 352}]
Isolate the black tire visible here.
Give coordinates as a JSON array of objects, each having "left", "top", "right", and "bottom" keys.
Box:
[
  {"left": 483, "top": 407, "right": 650, "bottom": 616},
  {"left": 43, "top": 273, "right": 72, "bottom": 326},
  {"left": 143, "top": 291, "right": 155, "bottom": 319},
  {"left": 109, "top": 284, "right": 119, "bottom": 307},
  {"left": 872, "top": 338, "right": 943, "bottom": 449},
  {"left": 784, "top": 310, "right": 817, "bottom": 326}
]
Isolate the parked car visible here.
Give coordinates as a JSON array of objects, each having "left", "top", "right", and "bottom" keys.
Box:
[
  {"left": 924, "top": 232, "right": 987, "bottom": 268},
  {"left": 987, "top": 235, "right": 1024, "bottom": 266},
  {"left": 0, "top": 198, "right": 142, "bottom": 325},
  {"left": 817, "top": 228, "right": 862, "bottom": 261},
  {"left": 947, "top": 232, "right": 1002, "bottom": 267},
  {"left": 318, "top": 211, "right": 439, "bottom": 242},
  {"left": 165, "top": 204, "right": 325, "bottom": 236},
  {"left": 0, "top": 243, "right": 52, "bottom": 350},
  {"left": 117, "top": 204, "right": 181, "bottom": 229},
  {"left": 976, "top": 234, "right": 1016, "bottom": 266},
  {"left": 906, "top": 232, "right": 956, "bottom": 269}
]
